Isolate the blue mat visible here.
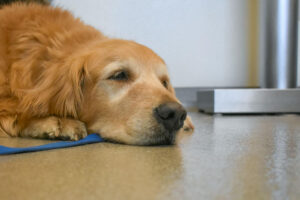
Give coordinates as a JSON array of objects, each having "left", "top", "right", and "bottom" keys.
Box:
[{"left": 0, "top": 133, "right": 103, "bottom": 155}]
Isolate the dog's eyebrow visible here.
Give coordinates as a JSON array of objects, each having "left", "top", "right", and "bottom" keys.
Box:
[
  {"left": 154, "top": 63, "right": 168, "bottom": 78},
  {"left": 159, "top": 75, "right": 169, "bottom": 82},
  {"left": 100, "top": 60, "right": 130, "bottom": 79}
]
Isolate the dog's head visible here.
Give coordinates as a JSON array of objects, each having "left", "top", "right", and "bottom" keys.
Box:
[{"left": 61, "top": 39, "right": 193, "bottom": 145}]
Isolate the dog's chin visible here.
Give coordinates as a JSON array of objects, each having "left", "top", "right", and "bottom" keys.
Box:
[
  {"left": 132, "top": 127, "right": 179, "bottom": 146},
  {"left": 98, "top": 122, "right": 181, "bottom": 146},
  {"left": 101, "top": 129, "right": 178, "bottom": 146},
  {"left": 139, "top": 132, "right": 177, "bottom": 146}
]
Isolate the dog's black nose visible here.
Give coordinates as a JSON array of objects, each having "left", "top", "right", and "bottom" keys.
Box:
[{"left": 154, "top": 102, "right": 187, "bottom": 132}]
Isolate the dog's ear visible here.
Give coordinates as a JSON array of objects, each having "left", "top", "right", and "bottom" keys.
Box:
[
  {"left": 19, "top": 57, "right": 89, "bottom": 119},
  {"left": 52, "top": 58, "right": 89, "bottom": 118}
]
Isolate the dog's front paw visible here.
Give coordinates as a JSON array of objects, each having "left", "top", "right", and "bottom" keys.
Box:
[
  {"left": 20, "top": 117, "right": 87, "bottom": 141},
  {"left": 181, "top": 116, "right": 194, "bottom": 133},
  {"left": 59, "top": 119, "right": 88, "bottom": 141},
  {"left": 176, "top": 115, "right": 194, "bottom": 144}
]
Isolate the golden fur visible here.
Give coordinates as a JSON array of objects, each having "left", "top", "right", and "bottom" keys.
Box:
[{"left": 0, "top": 3, "right": 193, "bottom": 145}]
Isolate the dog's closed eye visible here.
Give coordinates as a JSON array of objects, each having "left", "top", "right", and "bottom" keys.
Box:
[
  {"left": 108, "top": 70, "right": 129, "bottom": 81},
  {"left": 162, "top": 80, "right": 168, "bottom": 89}
]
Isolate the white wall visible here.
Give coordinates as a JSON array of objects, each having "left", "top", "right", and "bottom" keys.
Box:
[{"left": 52, "top": 0, "right": 249, "bottom": 87}]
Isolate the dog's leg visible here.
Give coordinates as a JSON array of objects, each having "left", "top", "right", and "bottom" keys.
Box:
[
  {"left": 20, "top": 117, "right": 87, "bottom": 140},
  {"left": 0, "top": 115, "right": 19, "bottom": 137}
]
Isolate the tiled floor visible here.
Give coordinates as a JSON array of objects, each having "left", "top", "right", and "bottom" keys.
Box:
[{"left": 1, "top": 112, "right": 300, "bottom": 200}]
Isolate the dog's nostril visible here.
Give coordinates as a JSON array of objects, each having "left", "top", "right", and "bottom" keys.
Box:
[
  {"left": 154, "top": 102, "right": 187, "bottom": 132},
  {"left": 168, "top": 112, "right": 175, "bottom": 119},
  {"left": 161, "top": 110, "right": 175, "bottom": 120},
  {"left": 156, "top": 105, "right": 175, "bottom": 120}
]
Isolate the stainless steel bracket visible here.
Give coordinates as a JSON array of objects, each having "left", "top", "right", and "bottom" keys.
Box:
[{"left": 197, "top": 89, "right": 300, "bottom": 114}]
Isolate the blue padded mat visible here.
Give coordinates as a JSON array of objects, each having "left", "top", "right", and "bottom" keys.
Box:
[{"left": 0, "top": 133, "right": 103, "bottom": 155}]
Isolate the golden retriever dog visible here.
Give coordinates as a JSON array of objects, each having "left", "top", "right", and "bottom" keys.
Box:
[{"left": 0, "top": 3, "right": 194, "bottom": 145}]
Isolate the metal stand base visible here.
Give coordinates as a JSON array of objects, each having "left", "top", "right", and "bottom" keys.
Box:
[{"left": 197, "top": 88, "right": 300, "bottom": 114}]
